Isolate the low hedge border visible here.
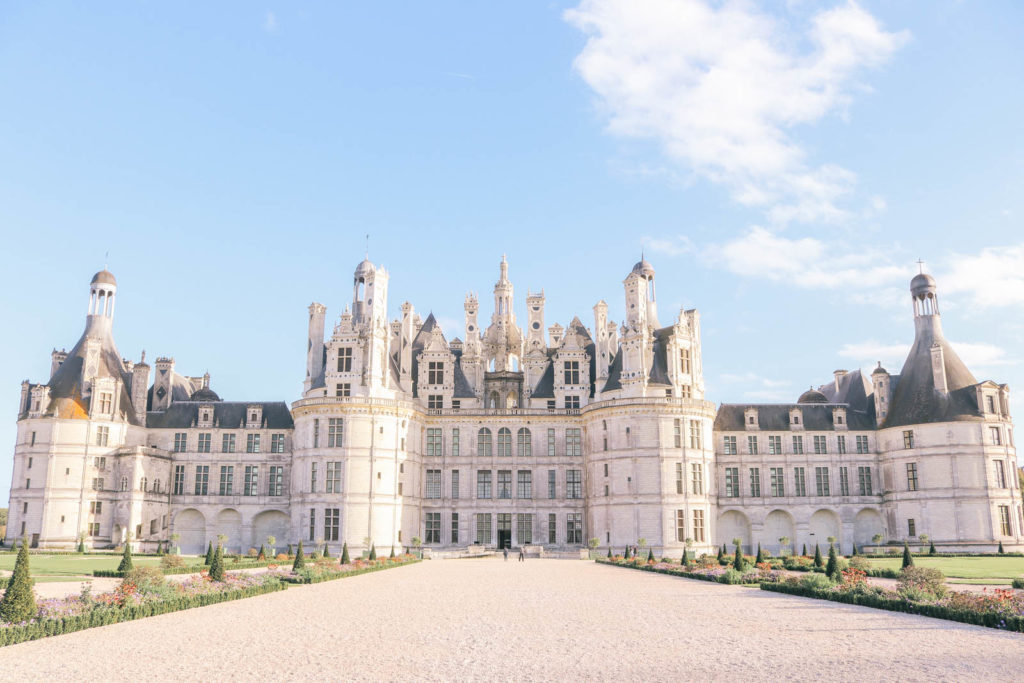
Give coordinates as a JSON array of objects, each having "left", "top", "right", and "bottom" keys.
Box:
[
  {"left": 596, "top": 558, "right": 761, "bottom": 586},
  {"left": 284, "top": 558, "right": 422, "bottom": 585},
  {"left": 760, "top": 581, "right": 1024, "bottom": 632},
  {"left": 93, "top": 559, "right": 284, "bottom": 578},
  {"left": 0, "top": 580, "right": 288, "bottom": 647}
]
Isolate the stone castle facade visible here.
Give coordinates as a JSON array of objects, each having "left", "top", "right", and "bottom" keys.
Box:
[{"left": 6, "top": 259, "right": 1023, "bottom": 555}]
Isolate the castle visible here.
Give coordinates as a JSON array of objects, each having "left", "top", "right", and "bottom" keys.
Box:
[{"left": 5, "top": 257, "right": 1022, "bottom": 555}]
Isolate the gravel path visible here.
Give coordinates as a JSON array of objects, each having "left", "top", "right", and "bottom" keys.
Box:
[{"left": 1, "top": 558, "right": 1023, "bottom": 681}]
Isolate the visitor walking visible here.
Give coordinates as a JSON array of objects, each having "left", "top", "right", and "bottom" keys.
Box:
[
  {"left": 503, "top": 547, "right": 508, "bottom": 561},
  {"left": 518, "top": 547, "right": 525, "bottom": 562}
]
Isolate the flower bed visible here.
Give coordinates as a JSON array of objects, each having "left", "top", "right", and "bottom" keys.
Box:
[
  {"left": 596, "top": 557, "right": 777, "bottom": 586},
  {"left": 92, "top": 558, "right": 282, "bottom": 578},
  {"left": 285, "top": 555, "right": 421, "bottom": 584},
  {"left": 0, "top": 572, "right": 287, "bottom": 647}
]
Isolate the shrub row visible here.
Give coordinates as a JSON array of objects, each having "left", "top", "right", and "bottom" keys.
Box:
[
  {"left": 0, "top": 580, "right": 288, "bottom": 647},
  {"left": 857, "top": 552, "right": 1024, "bottom": 559},
  {"left": 284, "top": 558, "right": 422, "bottom": 585},
  {"left": 92, "top": 559, "right": 282, "bottom": 578},
  {"left": 760, "top": 582, "right": 1024, "bottom": 632},
  {"left": 596, "top": 558, "right": 761, "bottom": 586}
]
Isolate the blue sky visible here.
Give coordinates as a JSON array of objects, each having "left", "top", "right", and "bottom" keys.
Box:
[{"left": 1, "top": 1, "right": 1022, "bottom": 501}]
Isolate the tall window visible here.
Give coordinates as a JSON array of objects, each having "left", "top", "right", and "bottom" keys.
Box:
[
  {"left": 749, "top": 468, "right": 761, "bottom": 497},
  {"left": 839, "top": 467, "right": 850, "bottom": 496},
  {"left": 272, "top": 434, "right": 285, "bottom": 453},
  {"left": 337, "top": 347, "right": 352, "bottom": 372},
  {"left": 770, "top": 467, "right": 784, "bottom": 497},
  {"left": 268, "top": 466, "right": 283, "bottom": 496},
  {"left": 219, "top": 466, "right": 234, "bottom": 496},
  {"left": 747, "top": 436, "right": 758, "bottom": 455},
  {"left": 793, "top": 467, "right": 806, "bottom": 496},
  {"left": 173, "top": 432, "right": 186, "bottom": 452},
  {"left": 173, "top": 465, "right": 185, "bottom": 495},
  {"left": 679, "top": 348, "right": 691, "bottom": 373},
  {"left": 548, "top": 470, "right": 556, "bottom": 499},
  {"left": 246, "top": 433, "right": 260, "bottom": 453},
  {"left": 244, "top": 466, "right": 259, "bottom": 496},
  {"left": 98, "top": 392, "right": 112, "bottom": 413},
  {"left": 566, "top": 513, "right": 583, "bottom": 544},
  {"left": 675, "top": 463, "right": 684, "bottom": 494},
  {"left": 689, "top": 421, "right": 702, "bottom": 449},
  {"left": 313, "top": 419, "right": 319, "bottom": 448},
  {"left": 996, "top": 460, "right": 1007, "bottom": 488},
  {"left": 547, "top": 429, "right": 556, "bottom": 456},
  {"left": 451, "top": 470, "right": 460, "bottom": 499},
  {"left": 724, "top": 467, "right": 739, "bottom": 497},
  {"left": 426, "top": 428, "right": 443, "bottom": 457},
  {"left": 497, "top": 470, "right": 512, "bottom": 499},
  {"left": 566, "top": 428, "right": 582, "bottom": 456},
  {"left": 813, "top": 435, "right": 827, "bottom": 454},
  {"left": 858, "top": 466, "right": 872, "bottom": 495},
  {"left": 768, "top": 435, "right": 781, "bottom": 455},
  {"left": 198, "top": 433, "right": 211, "bottom": 453},
  {"left": 856, "top": 435, "right": 869, "bottom": 454},
  {"left": 692, "top": 509, "right": 705, "bottom": 542},
  {"left": 673, "top": 419, "right": 682, "bottom": 448},
  {"left": 325, "top": 508, "right": 340, "bottom": 541},
  {"left": 426, "top": 470, "right": 442, "bottom": 499},
  {"left": 517, "top": 428, "right": 531, "bottom": 457},
  {"left": 999, "top": 505, "right": 1012, "bottom": 536},
  {"left": 451, "top": 513, "right": 459, "bottom": 544},
  {"left": 478, "top": 428, "right": 493, "bottom": 457},
  {"left": 310, "top": 462, "right": 318, "bottom": 492},
  {"left": 477, "top": 470, "right": 492, "bottom": 499},
  {"left": 194, "top": 466, "right": 209, "bottom": 495},
  {"left": 425, "top": 512, "right": 441, "bottom": 544},
  {"left": 815, "top": 467, "right": 830, "bottom": 496},
  {"left": 564, "top": 360, "right": 580, "bottom": 385},
  {"left": 517, "top": 470, "right": 532, "bottom": 499},
  {"left": 328, "top": 419, "right": 344, "bottom": 447},
  {"left": 675, "top": 510, "right": 686, "bottom": 542},
  {"left": 476, "top": 513, "right": 492, "bottom": 544},
  {"left": 548, "top": 514, "right": 557, "bottom": 544},
  {"left": 903, "top": 430, "right": 914, "bottom": 449},
  {"left": 723, "top": 436, "right": 736, "bottom": 455},
  {"left": 986, "top": 395, "right": 996, "bottom": 413},
  {"left": 222, "top": 433, "right": 236, "bottom": 453},
  {"left": 792, "top": 436, "right": 804, "bottom": 454},
  {"left": 326, "top": 462, "right": 341, "bottom": 493},
  {"left": 837, "top": 435, "right": 847, "bottom": 454},
  {"left": 907, "top": 518, "right": 916, "bottom": 537},
  {"left": 990, "top": 426, "right": 1002, "bottom": 445},
  {"left": 906, "top": 463, "right": 919, "bottom": 491},
  {"left": 497, "top": 428, "right": 512, "bottom": 457},
  {"left": 566, "top": 470, "right": 582, "bottom": 499},
  {"left": 691, "top": 463, "right": 703, "bottom": 495},
  {"left": 428, "top": 361, "right": 444, "bottom": 384},
  {"left": 517, "top": 513, "right": 533, "bottom": 545},
  {"left": 452, "top": 428, "right": 460, "bottom": 456},
  {"left": 309, "top": 509, "right": 316, "bottom": 541}
]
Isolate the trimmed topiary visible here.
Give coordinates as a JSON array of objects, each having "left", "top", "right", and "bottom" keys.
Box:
[
  {"left": 929, "top": 541, "right": 936, "bottom": 556},
  {"left": 293, "top": 541, "right": 306, "bottom": 571},
  {"left": 0, "top": 536, "right": 36, "bottom": 624},
  {"left": 204, "top": 541, "right": 214, "bottom": 565},
  {"left": 208, "top": 543, "right": 225, "bottom": 581},
  {"left": 390, "top": 546, "right": 396, "bottom": 559},
  {"left": 902, "top": 543, "right": 914, "bottom": 569},
  {"left": 647, "top": 548, "right": 654, "bottom": 563},
  {"left": 341, "top": 542, "right": 350, "bottom": 564},
  {"left": 998, "top": 541, "right": 1005, "bottom": 554},
  {"left": 117, "top": 540, "right": 134, "bottom": 573},
  {"left": 287, "top": 544, "right": 294, "bottom": 558},
  {"left": 681, "top": 549, "right": 689, "bottom": 567},
  {"left": 322, "top": 544, "right": 330, "bottom": 559},
  {"left": 755, "top": 543, "right": 765, "bottom": 565},
  {"left": 825, "top": 544, "right": 839, "bottom": 580},
  {"left": 733, "top": 543, "right": 744, "bottom": 571},
  {"left": 156, "top": 540, "right": 165, "bottom": 556},
  {"left": 369, "top": 544, "right": 377, "bottom": 561},
  {"left": 257, "top": 544, "right": 266, "bottom": 561},
  {"left": 813, "top": 544, "right": 823, "bottom": 568},
  {"left": 802, "top": 544, "right": 807, "bottom": 557},
  {"left": 76, "top": 538, "right": 86, "bottom": 554},
  {"left": 851, "top": 544, "right": 858, "bottom": 556}
]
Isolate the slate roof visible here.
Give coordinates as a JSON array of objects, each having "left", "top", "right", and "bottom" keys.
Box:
[
  {"left": 713, "top": 402, "right": 876, "bottom": 432},
  {"left": 146, "top": 401, "right": 294, "bottom": 429}
]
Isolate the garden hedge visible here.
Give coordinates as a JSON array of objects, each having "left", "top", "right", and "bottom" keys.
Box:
[{"left": 285, "top": 558, "right": 422, "bottom": 585}]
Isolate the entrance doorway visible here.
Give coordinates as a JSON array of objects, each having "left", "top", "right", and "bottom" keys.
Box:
[{"left": 498, "top": 530, "right": 511, "bottom": 549}]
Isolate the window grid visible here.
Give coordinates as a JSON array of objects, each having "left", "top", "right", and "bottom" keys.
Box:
[
  {"left": 793, "top": 467, "right": 806, "bottom": 496},
  {"left": 724, "top": 467, "right": 739, "bottom": 497},
  {"left": 749, "top": 467, "right": 761, "bottom": 497}
]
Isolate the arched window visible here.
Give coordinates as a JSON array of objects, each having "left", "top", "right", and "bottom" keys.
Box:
[
  {"left": 477, "top": 428, "right": 492, "bottom": 457},
  {"left": 517, "top": 428, "right": 532, "bottom": 457},
  {"left": 497, "top": 428, "right": 512, "bottom": 457},
  {"left": 140, "top": 477, "right": 147, "bottom": 492},
  {"left": 120, "top": 477, "right": 128, "bottom": 492}
]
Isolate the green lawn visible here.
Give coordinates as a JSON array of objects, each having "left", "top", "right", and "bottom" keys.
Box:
[
  {"left": 0, "top": 553, "right": 199, "bottom": 581},
  {"left": 868, "top": 556, "right": 1024, "bottom": 580}
]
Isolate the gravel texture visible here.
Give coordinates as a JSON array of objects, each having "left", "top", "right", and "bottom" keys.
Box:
[{"left": 1, "top": 558, "right": 1023, "bottom": 681}]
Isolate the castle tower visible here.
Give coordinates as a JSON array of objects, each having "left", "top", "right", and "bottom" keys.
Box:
[
  {"left": 305, "top": 303, "right": 327, "bottom": 394},
  {"left": 526, "top": 289, "right": 545, "bottom": 347}
]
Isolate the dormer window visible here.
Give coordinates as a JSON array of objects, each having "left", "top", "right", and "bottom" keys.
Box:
[
  {"left": 337, "top": 347, "right": 353, "bottom": 372},
  {"left": 428, "top": 361, "right": 444, "bottom": 385},
  {"left": 679, "top": 348, "right": 691, "bottom": 374},
  {"left": 98, "top": 392, "right": 113, "bottom": 413},
  {"left": 247, "top": 405, "right": 263, "bottom": 427},
  {"left": 793, "top": 415, "right": 800, "bottom": 424},
  {"left": 986, "top": 395, "right": 996, "bottom": 413},
  {"left": 748, "top": 416, "right": 755, "bottom": 425},
  {"left": 564, "top": 361, "right": 580, "bottom": 385}
]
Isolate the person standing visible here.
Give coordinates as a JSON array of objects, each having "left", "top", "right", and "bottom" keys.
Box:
[
  {"left": 503, "top": 547, "right": 509, "bottom": 561},
  {"left": 518, "top": 547, "right": 525, "bottom": 562}
]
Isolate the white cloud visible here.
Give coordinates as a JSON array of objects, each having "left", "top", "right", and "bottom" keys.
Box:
[
  {"left": 565, "top": 0, "right": 908, "bottom": 224},
  {"left": 942, "top": 244, "right": 1024, "bottom": 308},
  {"left": 705, "top": 225, "right": 906, "bottom": 289},
  {"left": 264, "top": 11, "right": 278, "bottom": 32},
  {"left": 838, "top": 340, "right": 1014, "bottom": 371},
  {"left": 643, "top": 235, "right": 693, "bottom": 257}
]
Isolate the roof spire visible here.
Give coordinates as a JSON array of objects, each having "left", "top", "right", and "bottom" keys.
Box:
[
  {"left": 917, "top": 258, "right": 924, "bottom": 274},
  {"left": 365, "top": 233, "right": 370, "bottom": 260}
]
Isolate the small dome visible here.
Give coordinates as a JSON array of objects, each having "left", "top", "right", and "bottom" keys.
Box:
[
  {"left": 631, "top": 259, "right": 655, "bottom": 278},
  {"left": 797, "top": 388, "right": 829, "bottom": 404},
  {"left": 91, "top": 269, "right": 117, "bottom": 286},
  {"left": 190, "top": 387, "right": 221, "bottom": 402},
  {"left": 354, "top": 259, "right": 376, "bottom": 278},
  {"left": 910, "top": 272, "right": 936, "bottom": 294},
  {"left": 871, "top": 362, "right": 889, "bottom": 376}
]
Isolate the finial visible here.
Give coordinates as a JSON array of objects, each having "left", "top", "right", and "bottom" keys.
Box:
[
  {"left": 141, "top": 350, "right": 146, "bottom": 363},
  {"left": 365, "top": 234, "right": 370, "bottom": 259},
  {"left": 104, "top": 250, "right": 109, "bottom": 270},
  {"left": 917, "top": 258, "right": 924, "bottom": 274}
]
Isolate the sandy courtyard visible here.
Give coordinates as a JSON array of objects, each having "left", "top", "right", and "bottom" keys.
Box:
[{"left": 1, "top": 558, "right": 1023, "bottom": 681}]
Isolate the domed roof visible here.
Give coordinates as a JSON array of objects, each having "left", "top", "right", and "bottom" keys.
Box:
[
  {"left": 631, "top": 259, "right": 655, "bottom": 278},
  {"left": 91, "top": 269, "right": 117, "bottom": 286},
  {"left": 354, "top": 259, "right": 376, "bottom": 278},
  {"left": 871, "top": 362, "right": 889, "bottom": 375},
  {"left": 190, "top": 387, "right": 221, "bottom": 402},
  {"left": 797, "top": 388, "right": 829, "bottom": 404},
  {"left": 910, "top": 272, "right": 936, "bottom": 293}
]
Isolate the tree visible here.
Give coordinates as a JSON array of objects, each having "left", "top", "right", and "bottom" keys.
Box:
[
  {"left": 204, "top": 541, "right": 214, "bottom": 565},
  {"left": 802, "top": 544, "right": 807, "bottom": 557},
  {"left": 722, "top": 543, "right": 728, "bottom": 557},
  {"left": 287, "top": 544, "right": 294, "bottom": 558},
  {"left": 871, "top": 533, "right": 884, "bottom": 547},
  {"left": 293, "top": 540, "right": 306, "bottom": 571},
  {"left": 209, "top": 543, "right": 225, "bottom": 581},
  {"left": 607, "top": 546, "right": 613, "bottom": 559},
  {"left": 999, "top": 541, "right": 1005, "bottom": 554},
  {"left": 813, "top": 544, "right": 823, "bottom": 568},
  {"left": 322, "top": 544, "right": 331, "bottom": 559},
  {"left": 851, "top": 544, "right": 858, "bottom": 556},
  {"left": 389, "top": 546, "right": 396, "bottom": 559},
  {"left": 257, "top": 544, "right": 266, "bottom": 561},
  {"left": 646, "top": 548, "right": 654, "bottom": 563},
  {"left": 732, "top": 543, "right": 744, "bottom": 572},
  {"left": 755, "top": 543, "right": 765, "bottom": 565},
  {"left": 76, "top": 532, "right": 86, "bottom": 554},
  {"left": 170, "top": 532, "right": 180, "bottom": 555},
  {"left": 369, "top": 544, "right": 377, "bottom": 561},
  {"left": 680, "top": 548, "right": 689, "bottom": 566},
  {"left": 902, "top": 543, "right": 914, "bottom": 569},
  {"left": 715, "top": 545, "right": 724, "bottom": 563},
  {"left": 778, "top": 536, "right": 790, "bottom": 557},
  {"left": 266, "top": 535, "right": 276, "bottom": 557},
  {"left": 825, "top": 544, "right": 839, "bottom": 580},
  {"left": 928, "top": 540, "right": 936, "bottom": 556},
  {"left": 117, "top": 539, "right": 134, "bottom": 573},
  {"left": 0, "top": 536, "right": 36, "bottom": 624},
  {"left": 341, "top": 542, "right": 350, "bottom": 564}
]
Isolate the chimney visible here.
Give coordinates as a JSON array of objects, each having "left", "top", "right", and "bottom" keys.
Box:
[
  {"left": 833, "top": 369, "right": 847, "bottom": 392},
  {"left": 132, "top": 357, "right": 150, "bottom": 426},
  {"left": 305, "top": 303, "right": 326, "bottom": 393},
  {"left": 930, "top": 343, "right": 948, "bottom": 395}
]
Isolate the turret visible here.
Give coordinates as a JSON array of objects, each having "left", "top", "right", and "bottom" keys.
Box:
[
  {"left": 50, "top": 349, "right": 68, "bottom": 379},
  {"left": 131, "top": 352, "right": 150, "bottom": 425},
  {"left": 526, "top": 290, "right": 545, "bottom": 346},
  {"left": 400, "top": 301, "right": 415, "bottom": 392},
  {"left": 152, "top": 357, "right": 175, "bottom": 411},
  {"left": 593, "top": 300, "right": 609, "bottom": 381},
  {"left": 86, "top": 269, "right": 117, "bottom": 334},
  {"left": 305, "top": 303, "right": 326, "bottom": 393},
  {"left": 871, "top": 362, "right": 891, "bottom": 426}
]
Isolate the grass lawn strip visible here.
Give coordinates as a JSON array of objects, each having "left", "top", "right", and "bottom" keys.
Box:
[{"left": 867, "top": 556, "right": 1024, "bottom": 580}]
